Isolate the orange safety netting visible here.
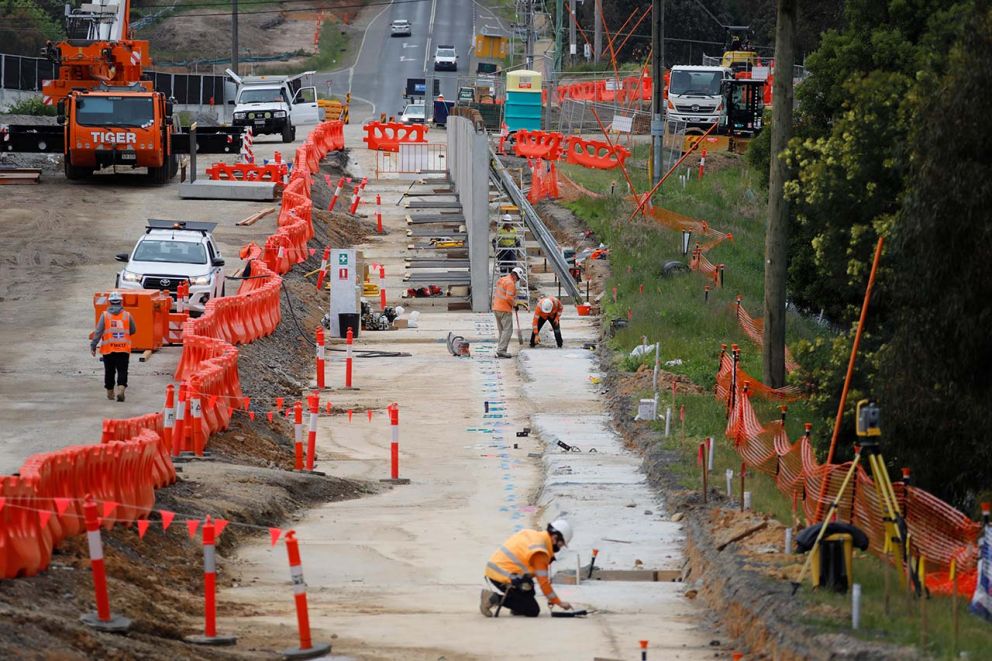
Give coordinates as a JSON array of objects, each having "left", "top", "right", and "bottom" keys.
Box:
[
  {"left": 716, "top": 348, "right": 983, "bottom": 591},
  {"left": 735, "top": 298, "right": 799, "bottom": 373}
]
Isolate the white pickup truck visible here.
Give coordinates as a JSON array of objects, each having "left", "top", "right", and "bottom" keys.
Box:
[{"left": 226, "top": 69, "right": 320, "bottom": 143}]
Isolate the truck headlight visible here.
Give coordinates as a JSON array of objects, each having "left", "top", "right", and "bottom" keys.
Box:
[
  {"left": 264, "top": 112, "right": 272, "bottom": 119},
  {"left": 191, "top": 274, "right": 212, "bottom": 286},
  {"left": 274, "top": 110, "right": 286, "bottom": 117},
  {"left": 234, "top": 112, "right": 246, "bottom": 120},
  {"left": 121, "top": 270, "right": 141, "bottom": 282}
]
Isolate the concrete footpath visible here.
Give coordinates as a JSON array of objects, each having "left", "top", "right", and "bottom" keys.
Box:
[{"left": 219, "top": 142, "right": 720, "bottom": 659}]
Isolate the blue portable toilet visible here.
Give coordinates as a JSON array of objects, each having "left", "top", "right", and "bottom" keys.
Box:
[{"left": 504, "top": 69, "right": 543, "bottom": 131}]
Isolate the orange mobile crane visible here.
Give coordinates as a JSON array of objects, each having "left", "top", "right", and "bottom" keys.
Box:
[{"left": 1, "top": 0, "right": 241, "bottom": 182}]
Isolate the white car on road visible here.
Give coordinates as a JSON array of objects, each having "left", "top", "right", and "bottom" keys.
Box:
[
  {"left": 400, "top": 100, "right": 426, "bottom": 124},
  {"left": 115, "top": 220, "right": 226, "bottom": 316},
  {"left": 434, "top": 45, "right": 458, "bottom": 71},
  {"left": 390, "top": 19, "right": 412, "bottom": 37}
]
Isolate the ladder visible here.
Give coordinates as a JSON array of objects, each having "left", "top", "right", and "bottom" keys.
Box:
[{"left": 490, "top": 203, "right": 530, "bottom": 309}]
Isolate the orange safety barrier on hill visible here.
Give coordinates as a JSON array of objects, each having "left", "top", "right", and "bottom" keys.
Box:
[
  {"left": 513, "top": 130, "right": 564, "bottom": 161},
  {"left": 564, "top": 136, "right": 631, "bottom": 170},
  {"left": 0, "top": 121, "right": 345, "bottom": 579},
  {"left": 734, "top": 297, "right": 799, "bottom": 373},
  {"left": 715, "top": 345, "right": 983, "bottom": 590},
  {"left": 362, "top": 121, "right": 427, "bottom": 152}
]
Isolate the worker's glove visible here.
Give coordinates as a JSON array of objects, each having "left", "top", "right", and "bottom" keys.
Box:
[{"left": 90, "top": 349, "right": 96, "bottom": 357}]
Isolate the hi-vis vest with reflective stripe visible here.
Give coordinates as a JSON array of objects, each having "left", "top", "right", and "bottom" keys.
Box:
[
  {"left": 497, "top": 228, "right": 519, "bottom": 248},
  {"left": 532, "top": 296, "right": 563, "bottom": 330},
  {"left": 492, "top": 274, "right": 516, "bottom": 313},
  {"left": 485, "top": 529, "right": 553, "bottom": 583},
  {"left": 100, "top": 310, "right": 132, "bottom": 355}
]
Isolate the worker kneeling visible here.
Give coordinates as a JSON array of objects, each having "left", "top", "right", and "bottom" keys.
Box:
[
  {"left": 531, "top": 296, "right": 563, "bottom": 348},
  {"left": 480, "top": 519, "right": 574, "bottom": 617}
]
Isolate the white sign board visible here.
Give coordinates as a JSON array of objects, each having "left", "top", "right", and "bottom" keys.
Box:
[
  {"left": 605, "top": 78, "right": 620, "bottom": 91},
  {"left": 751, "top": 66, "right": 770, "bottom": 81},
  {"left": 613, "top": 115, "right": 633, "bottom": 133},
  {"left": 329, "top": 248, "right": 358, "bottom": 337}
]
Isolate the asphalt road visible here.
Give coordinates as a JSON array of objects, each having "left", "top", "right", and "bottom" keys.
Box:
[{"left": 316, "top": 0, "right": 499, "bottom": 120}]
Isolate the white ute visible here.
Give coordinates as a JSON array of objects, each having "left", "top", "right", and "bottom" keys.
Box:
[
  {"left": 226, "top": 69, "right": 320, "bottom": 143},
  {"left": 115, "top": 220, "right": 226, "bottom": 316}
]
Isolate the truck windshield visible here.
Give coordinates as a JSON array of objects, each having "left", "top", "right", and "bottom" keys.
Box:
[
  {"left": 76, "top": 96, "right": 154, "bottom": 127},
  {"left": 239, "top": 89, "right": 286, "bottom": 104},
  {"left": 437, "top": 49, "right": 455, "bottom": 58},
  {"left": 669, "top": 71, "right": 723, "bottom": 96},
  {"left": 133, "top": 240, "right": 207, "bottom": 265}
]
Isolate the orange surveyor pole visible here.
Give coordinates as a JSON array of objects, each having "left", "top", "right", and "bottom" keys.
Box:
[
  {"left": 813, "top": 236, "right": 885, "bottom": 523},
  {"left": 623, "top": 121, "right": 719, "bottom": 223}
]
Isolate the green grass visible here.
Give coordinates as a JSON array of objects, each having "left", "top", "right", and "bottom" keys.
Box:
[{"left": 562, "top": 155, "right": 992, "bottom": 657}]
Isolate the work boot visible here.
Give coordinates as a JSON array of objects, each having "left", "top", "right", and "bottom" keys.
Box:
[
  {"left": 496, "top": 351, "right": 512, "bottom": 359},
  {"left": 106, "top": 388, "right": 114, "bottom": 400},
  {"left": 479, "top": 589, "right": 498, "bottom": 617},
  {"left": 115, "top": 385, "right": 126, "bottom": 402}
]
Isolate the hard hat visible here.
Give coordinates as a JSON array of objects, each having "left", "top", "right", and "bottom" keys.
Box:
[
  {"left": 548, "top": 519, "right": 573, "bottom": 547},
  {"left": 108, "top": 291, "right": 123, "bottom": 304},
  {"left": 501, "top": 214, "right": 513, "bottom": 222},
  {"left": 511, "top": 267, "right": 524, "bottom": 278},
  {"left": 540, "top": 298, "right": 554, "bottom": 314}
]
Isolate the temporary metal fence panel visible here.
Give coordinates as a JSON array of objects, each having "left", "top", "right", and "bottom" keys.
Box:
[
  {"left": 376, "top": 143, "right": 447, "bottom": 179},
  {"left": 0, "top": 53, "right": 226, "bottom": 104}
]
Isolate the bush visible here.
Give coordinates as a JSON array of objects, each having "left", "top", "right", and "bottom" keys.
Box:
[{"left": 6, "top": 96, "right": 58, "bottom": 116}]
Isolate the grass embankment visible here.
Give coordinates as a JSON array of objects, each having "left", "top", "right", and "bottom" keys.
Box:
[
  {"left": 259, "top": 19, "right": 350, "bottom": 75},
  {"left": 559, "top": 153, "right": 992, "bottom": 659}
]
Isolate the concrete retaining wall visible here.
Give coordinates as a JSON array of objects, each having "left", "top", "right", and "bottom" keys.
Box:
[{"left": 446, "top": 113, "right": 490, "bottom": 312}]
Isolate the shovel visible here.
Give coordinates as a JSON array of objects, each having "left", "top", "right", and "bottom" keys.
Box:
[{"left": 514, "top": 308, "right": 524, "bottom": 346}]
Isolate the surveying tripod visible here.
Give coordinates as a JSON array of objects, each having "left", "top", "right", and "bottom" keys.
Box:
[{"left": 792, "top": 400, "right": 923, "bottom": 596}]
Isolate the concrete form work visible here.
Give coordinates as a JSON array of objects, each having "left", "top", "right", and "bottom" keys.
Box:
[{"left": 217, "top": 138, "right": 718, "bottom": 659}]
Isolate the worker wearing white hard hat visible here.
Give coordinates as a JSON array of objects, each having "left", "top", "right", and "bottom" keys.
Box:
[
  {"left": 530, "top": 295, "right": 563, "bottom": 348},
  {"left": 89, "top": 290, "right": 137, "bottom": 402},
  {"left": 480, "top": 519, "right": 574, "bottom": 617},
  {"left": 494, "top": 215, "right": 521, "bottom": 273},
  {"left": 492, "top": 267, "right": 526, "bottom": 358}
]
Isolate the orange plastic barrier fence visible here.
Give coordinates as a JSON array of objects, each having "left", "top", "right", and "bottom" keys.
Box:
[
  {"left": 0, "top": 121, "right": 345, "bottom": 579},
  {"left": 362, "top": 121, "right": 428, "bottom": 152},
  {"left": 715, "top": 346, "right": 983, "bottom": 588},
  {"left": 513, "top": 130, "right": 564, "bottom": 161},
  {"left": 564, "top": 136, "right": 631, "bottom": 170},
  {"left": 734, "top": 297, "right": 799, "bottom": 373},
  {"left": 206, "top": 161, "right": 289, "bottom": 185},
  {"left": 527, "top": 158, "right": 560, "bottom": 204}
]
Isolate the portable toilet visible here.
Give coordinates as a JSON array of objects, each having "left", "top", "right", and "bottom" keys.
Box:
[{"left": 504, "top": 69, "right": 543, "bottom": 131}]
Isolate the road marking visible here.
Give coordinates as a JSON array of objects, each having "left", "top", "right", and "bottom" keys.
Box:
[
  {"left": 423, "top": 0, "right": 437, "bottom": 71},
  {"left": 402, "top": 42, "right": 419, "bottom": 49},
  {"left": 400, "top": 56, "right": 416, "bottom": 62}
]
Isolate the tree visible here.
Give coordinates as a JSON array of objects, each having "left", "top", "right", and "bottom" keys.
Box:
[
  {"left": 761, "top": 0, "right": 796, "bottom": 388},
  {"left": 874, "top": 1, "right": 992, "bottom": 508}
]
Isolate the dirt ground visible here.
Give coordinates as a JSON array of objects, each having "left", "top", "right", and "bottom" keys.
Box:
[{"left": 142, "top": 0, "right": 365, "bottom": 65}]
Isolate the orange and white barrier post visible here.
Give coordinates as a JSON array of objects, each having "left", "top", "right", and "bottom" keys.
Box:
[
  {"left": 315, "top": 327, "right": 326, "bottom": 389},
  {"left": 294, "top": 401, "right": 304, "bottom": 471},
  {"left": 316, "top": 246, "right": 330, "bottom": 290},
  {"left": 177, "top": 281, "right": 189, "bottom": 313},
  {"left": 282, "top": 531, "right": 332, "bottom": 657},
  {"left": 349, "top": 186, "right": 361, "bottom": 215},
  {"left": 375, "top": 194, "right": 383, "bottom": 234},
  {"left": 173, "top": 383, "right": 188, "bottom": 457},
  {"left": 163, "top": 384, "right": 175, "bottom": 456},
  {"left": 379, "top": 404, "right": 409, "bottom": 484},
  {"left": 378, "top": 265, "right": 387, "bottom": 311},
  {"left": 359, "top": 176, "right": 368, "bottom": 192},
  {"left": 698, "top": 148, "right": 706, "bottom": 180},
  {"left": 185, "top": 516, "right": 236, "bottom": 645},
  {"left": 80, "top": 496, "right": 131, "bottom": 632},
  {"left": 329, "top": 176, "right": 346, "bottom": 211},
  {"left": 191, "top": 389, "right": 205, "bottom": 457},
  {"left": 640, "top": 640, "right": 649, "bottom": 660},
  {"left": 306, "top": 392, "right": 319, "bottom": 472},
  {"left": 345, "top": 327, "right": 354, "bottom": 388}
]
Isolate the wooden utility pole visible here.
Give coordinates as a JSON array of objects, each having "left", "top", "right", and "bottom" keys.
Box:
[
  {"left": 569, "top": 0, "right": 577, "bottom": 65},
  {"left": 651, "top": 0, "right": 665, "bottom": 187},
  {"left": 762, "top": 0, "right": 797, "bottom": 388},
  {"left": 593, "top": 0, "right": 602, "bottom": 63},
  {"left": 231, "top": 0, "right": 239, "bottom": 75}
]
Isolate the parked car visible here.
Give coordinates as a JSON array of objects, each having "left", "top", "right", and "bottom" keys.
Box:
[{"left": 115, "top": 220, "right": 226, "bottom": 316}]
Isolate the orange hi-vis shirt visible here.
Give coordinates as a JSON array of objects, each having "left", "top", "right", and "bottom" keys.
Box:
[
  {"left": 484, "top": 529, "right": 562, "bottom": 605},
  {"left": 492, "top": 274, "right": 516, "bottom": 313},
  {"left": 532, "top": 296, "right": 563, "bottom": 331},
  {"left": 100, "top": 310, "right": 133, "bottom": 355}
]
